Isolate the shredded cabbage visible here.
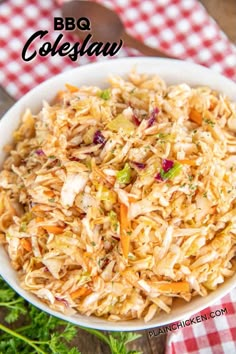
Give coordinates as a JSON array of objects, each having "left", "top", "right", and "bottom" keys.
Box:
[{"left": 0, "top": 70, "right": 236, "bottom": 322}]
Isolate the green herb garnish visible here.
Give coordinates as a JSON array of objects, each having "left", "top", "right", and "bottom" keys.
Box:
[
  {"left": 109, "top": 210, "right": 119, "bottom": 232},
  {"left": 0, "top": 277, "right": 142, "bottom": 353},
  {"left": 204, "top": 118, "right": 215, "bottom": 127},
  {"left": 0, "top": 277, "right": 80, "bottom": 354},
  {"left": 100, "top": 89, "right": 110, "bottom": 100},
  {"left": 156, "top": 133, "right": 170, "bottom": 140}
]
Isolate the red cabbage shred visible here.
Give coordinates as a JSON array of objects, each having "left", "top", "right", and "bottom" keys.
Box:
[
  {"left": 162, "top": 159, "right": 174, "bottom": 172},
  {"left": 55, "top": 297, "right": 69, "bottom": 308},
  {"left": 147, "top": 107, "right": 159, "bottom": 128},
  {"left": 131, "top": 161, "right": 146, "bottom": 169},
  {"left": 155, "top": 172, "right": 164, "bottom": 181},
  {"left": 93, "top": 130, "right": 105, "bottom": 144},
  {"left": 35, "top": 149, "right": 45, "bottom": 156},
  {"left": 132, "top": 114, "right": 141, "bottom": 126}
]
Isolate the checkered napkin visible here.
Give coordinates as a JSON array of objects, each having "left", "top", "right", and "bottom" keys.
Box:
[
  {"left": 0, "top": 0, "right": 235, "bottom": 99},
  {"left": 0, "top": 0, "right": 236, "bottom": 353},
  {"left": 165, "top": 290, "right": 236, "bottom": 354}
]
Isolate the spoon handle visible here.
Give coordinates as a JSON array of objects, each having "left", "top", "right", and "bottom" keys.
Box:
[
  {"left": 122, "top": 31, "right": 172, "bottom": 58},
  {"left": 0, "top": 86, "right": 15, "bottom": 118}
]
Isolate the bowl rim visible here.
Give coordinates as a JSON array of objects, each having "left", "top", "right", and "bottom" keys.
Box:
[{"left": 0, "top": 57, "right": 236, "bottom": 331}]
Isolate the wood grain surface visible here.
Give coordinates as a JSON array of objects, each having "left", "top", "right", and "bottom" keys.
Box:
[
  {"left": 200, "top": 0, "right": 236, "bottom": 43},
  {"left": 0, "top": 1, "right": 235, "bottom": 354}
]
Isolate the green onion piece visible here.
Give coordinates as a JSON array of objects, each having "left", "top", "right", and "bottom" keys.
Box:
[
  {"left": 117, "top": 163, "right": 132, "bottom": 184},
  {"left": 100, "top": 89, "right": 110, "bottom": 100},
  {"left": 19, "top": 222, "right": 27, "bottom": 232},
  {"left": 160, "top": 162, "right": 182, "bottom": 180}
]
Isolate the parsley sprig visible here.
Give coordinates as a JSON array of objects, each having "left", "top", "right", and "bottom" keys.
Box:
[{"left": 0, "top": 277, "right": 142, "bottom": 354}]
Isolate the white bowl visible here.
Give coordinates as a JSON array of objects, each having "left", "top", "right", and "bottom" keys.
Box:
[{"left": 0, "top": 58, "right": 236, "bottom": 331}]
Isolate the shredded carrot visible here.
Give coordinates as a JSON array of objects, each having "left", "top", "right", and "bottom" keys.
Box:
[
  {"left": 44, "top": 191, "right": 55, "bottom": 197},
  {"left": 65, "top": 83, "right": 79, "bottom": 93},
  {"left": 124, "top": 184, "right": 132, "bottom": 193},
  {"left": 210, "top": 206, "right": 217, "bottom": 214},
  {"left": 209, "top": 98, "right": 217, "bottom": 110},
  {"left": 31, "top": 205, "right": 42, "bottom": 212},
  {"left": 21, "top": 238, "right": 32, "bottom": 252},
  {"left": 56, "top": 90, "right": 66, "bottom": 100},
  {"left": 83, "top": 252, "right": 93, "bottom": 258},
  {"left": 157, "top": 282, "right": 190, "bottom": 293},
  {"left": 83, "top": 251, "right": 93, "bottom": 262},
  {"left": 128, "top": 196, "right": 137, "bottom": 203},
  {"left": 70, "top": 287, "right": 92, "bottom": 300},
  {"left": 189, "top": 108, "right": 202, "bottom": 125},
  {"left": 36, "top": 217, "right": 44, "bottom": 223},
  {"left": 178, "top": 159, "right": 196, "bottom": 166},
  {"left": 120, "top": 203, "right": 131, "bottom": 258},
  {"left": 42, "top": 225, "right": 65, "bottom": 234},
  {"left": 82, "top": 252, "right": 93, "bottom": 271}
]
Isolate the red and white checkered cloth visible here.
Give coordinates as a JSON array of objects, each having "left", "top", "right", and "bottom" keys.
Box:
[
  {"left": 0, "top": 0, "right": 236, "bottom": 353},
  {"left": 165, "top": 291, "right": 236, "bottom": 354}
]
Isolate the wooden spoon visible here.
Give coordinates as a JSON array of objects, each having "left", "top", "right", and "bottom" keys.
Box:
[{"left": 62, "top": 0, "right": 172, "bottom": 58}]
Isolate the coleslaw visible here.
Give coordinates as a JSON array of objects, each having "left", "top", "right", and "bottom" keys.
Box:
[{"left": 0, "top": 71, "right": 236, "bottom": 322}]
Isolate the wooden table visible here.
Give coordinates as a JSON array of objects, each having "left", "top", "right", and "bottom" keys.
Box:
[
  {"left": 201, "top": 0, "right": 236, "bottom": 44},
  {"left": 74, "top": 1, "right": 236, "bottom": 353},
  {"left": 0, "top": 1, "right": 234, "bottom": 354}
]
